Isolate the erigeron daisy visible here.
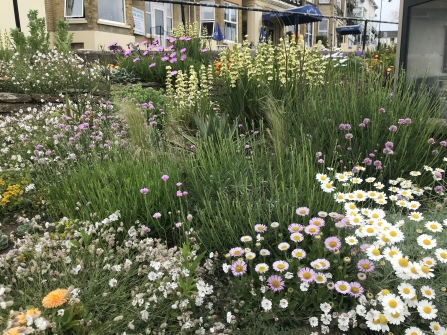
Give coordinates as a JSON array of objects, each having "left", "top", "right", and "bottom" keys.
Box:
[
  {"left": 345, "top": 235, "right": 358, "bottom": 245},
  {"left": 296, "top": 207, "right": 310, "bottom": 216},
  {"left": 290, "top": 233, "right": 304, "bottom": 243},
  {"left": 318, "top": 211, "right": 328, "bottom": 217},
  {"left": 245, "top": 252, "right": 256, "bottom": 260},
  {"left": 351, "top": 177, "right": 363, "bottom": 184},
  {"left": 329, "top": 212, "right": 339, "bottom": 218},
  {"left": 324, "top": 236, "right": 341, "bottom": 252},
  {"left": 425, "top": 221, "right": 442, "bottom": 232},
  {"left": 321, "top": 182, "right": 336, "bottom": 193},
  {"left": 288, "top": 223, "right": 304, "bottom": 233},
  {"left": 349, "top": 282, "right": 364, "bottom": 297},
  {"left": 374, "top": 182, "right": 385, "bottom": 189},
  {"left": 240, "top": 236, "right": 253, "bottom": 242},
  {"left": 365, "top": 177, "right": 376, "bottom": 183},
  {"left": 421, "top": 286, "right": 436, "bottom": 300},
  {"left": 408, "top": 212, "right": 424, "bottom": 222},
  {"left": 273, "top": 260, "right": 289, "bottom": 272},
  {"left": 231, "top": 260, "right": 247, "bottom": 276},
  {"left": 382, "top": 294, "right": 405, "bottom": 313},
  {"left": 254, "top": 224, "right": 268, "bottom": 233},
  {"left": 255, "top": 263, "right": 269, "bottom": 273},
  {"left": 357, "top": 259, "right": 375, "bottom": 273},
  {"left": 259, "top": 249, "right": 270, "bottom": 256},
  {"left": 416, "top": 234, "right": 437, "bottom": 249},
  {"left": 309, "top": 217, "right": 325, "bottom": 227},
  {"left": 316, "top": 174, "right": 329, "bottom": 182},
  {"left": 278, "top": 242, "right": 290, "bottom": 251},
  {"left": 297, "top": 267, "right": 316, "bottom": 283},
  {"left": 291, "top": 248, "right": 306, "bottom": 259},
  {"left": 334, "top": 281, "right": 351, "bottom": 294},
  {"left": 267, "top": 275, "right": 285, "bottom": 292},
  {"left": 229, "top": 247, "right": 244, "bottom": 257},
  {"left": 304, "top": 225, "right": 320, "bottom": 235},
  {"left": 435, "top": 248, "right": 447, "bottom": 263},
  {"left": 417, "top": 300, "right": 437, "bottom": 319},
  {"left": 315, "top": 273, "right": 327, "bottom": 284},
  {"left": 398, "top": 282, "right": 416, "bottom": 300}
]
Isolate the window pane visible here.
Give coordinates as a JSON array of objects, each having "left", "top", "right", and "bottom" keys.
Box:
[
  {"left": 224, "top": 22, "right": 236, "bottom": 41},
  {"left": 155, "top": 9, "right": 164, "bottom": 35},
  {"left": 98, "top": 0, "right": 125, "bottom": 23},
  {"left": 167, "top": 18, "right": 172, "bottom": 36},
  {"left": 201, "top": 22, "right": 213, "bottom": 36},
  {"left": 146, "top": 13, "right": 152, "bottom": 34},
  {"left": 166, "top": 4, "right": 172, "bottom": 17},
  {"left": 230, "top": 8, "right": 237, "bottom": 22},
  {"left": 145, "top": 2, "right": 151, "bottom": 12},
  {"left": 65, "top": 0, "right": 83, "bottom": 17},
  {"left": 201, "top": 7, "right": 214, "bottom": 20}
]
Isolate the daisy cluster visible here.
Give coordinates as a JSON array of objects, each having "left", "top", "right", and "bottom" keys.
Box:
[
  {"left": 0, "top": 102, "right": 128, "bottom": 172},
  {"left": 0, "top": 49, "right": 105, "bottom": 94},
  {"left": 314, "top": 166, "right": 447, "bottom": 334},
  {"left": 0, "top": 212, "right": 229, "bottom": 334},
  {"left": 222, "top": 207, "right": 370, "bottom": 332}
]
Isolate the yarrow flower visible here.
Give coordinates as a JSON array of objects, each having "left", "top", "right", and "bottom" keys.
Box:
[{"left": 42, "top": 289, "right": 68, "bottom": 308}]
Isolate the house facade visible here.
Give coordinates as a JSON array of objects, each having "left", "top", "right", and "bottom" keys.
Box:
[
  {"left": 0, "top": 0, "right": 370, "bottom": 50},
  {"left": 352, "top": 0, "right": 378, "bottom": 49}
]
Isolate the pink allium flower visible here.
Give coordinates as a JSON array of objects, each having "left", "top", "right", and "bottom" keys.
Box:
[
  {"left": 149, "top": 63, "right": 156, "bottom": 68},
  {"left": 153, "top": 212, "right": 162, "bottom": 219},
  {"left": 169, "top": 58, "right": 177, "bottom": 63},
  {"left": 161, "top": 56, "right": 169, "bottom": 62},
  {"left": 440, "top": 141, "right": 447, "bottom": 147},
  {"left": 201, "top": 48, "right": 208, "bottom": 52},
  {"left": 171, "top": 71, "right": 178, "bottom": 76},
  {"left": 297, "top": 267, "right": 316, "bottom": 283},
  {"left": 231, "top": 260, "right": 247, "bottom": 276},
  {"left": 316, "top": 152, "right": 322, "bottom": 157},
  {"left": 140, "top": 188, "right": 149, "bottom": 194},
  {"left": 345, "top": 133, "right": 353, "bottom": 139},
  {"left": 357, "top": 259, "right": 375, "bottom": 273},
  {"left": 428, "top": 138, "right": 435, "bottom": 145},
  {"left": 169, "top": 52, "right": 177, "bottom": 58},
  {"left": 379, "top": 108, "right": 386, "bottom": 114},
  {"left": 318, "top": 159, "right": 324, "bottom": 164},
  {"left": 175, "top": 222, "right": 182, "bottom": 228},
  {"left": 334, "top": 281, "right": 351, "bottom": 294},
  {"left": 182, "top": 191, "right": 188, "bottom": 195},
  {"left": 176, "top": 182, "right": 182, "bottom": 187},
  {"left": 296, "top": 207, "right": 310, "bottom": 216},
  {"left": 389, "top": 125, "right": 398, "bottom": 132},
  {"left": 324, "top": 236, "right": 341, "bottom": 252},
  {"left": 177, "top": 190, "right": 183, "bottom": 197},
  {"left": 161, "top": 174, "right": 169, "bottom": 181},
  {"left": 267, "top": 275, "right": 285, "bottom": 292}
]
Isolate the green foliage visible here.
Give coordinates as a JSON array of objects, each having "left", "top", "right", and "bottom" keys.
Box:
[
  {"left": 0, "top": 232, "right": 8, "bottom": 250},
  {"left": 112, "top": 84, "right": 165, "bottom": 107},
  {"left": 10, "top": 10, "right": 49, "bottom": 56},
  {"left": 54, "top": 19, "right": 74, "bottom": 52},
  {"left": 316, "top": 35, "right": 328, "bottom": 47}
]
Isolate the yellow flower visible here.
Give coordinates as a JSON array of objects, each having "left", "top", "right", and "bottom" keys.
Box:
[
  {"left": 4, "top": 327, "right": 26, "bottom": 335},
  {"left": 42, "top": 289, "right": 68, "bottom": 308},
  {"left": 27, "top": 308, "right": 41, "bottom": 317},
  {"left": 15, "top": 313, "right": 27, "bottom": 325}
]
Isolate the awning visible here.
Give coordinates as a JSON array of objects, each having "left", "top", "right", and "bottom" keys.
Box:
[
  {"left": 336, "top": 25, "right": 363, "bottom": 35},
  {"left": 262, "top": 5, "right": 323, "bottom": 26}
]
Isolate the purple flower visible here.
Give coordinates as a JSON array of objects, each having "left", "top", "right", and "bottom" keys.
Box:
[
  {"left": 180, "top": 48, "right": 187, "bottom": 53},
  {"left": 182, "top": 191, "right": 188, "bottom": 196},
  {"left": 304, "top": 225, "right": 320, "bottom": 236},
  {"left": 357, "top": 259, "right": 375, "bottom": 273},
  {"left": 231, "top": 260, "right": 247, "bottom": 276},
  {"left": 428, "top": 138, "right": 436, "bottom": 145},
  {"left": 288, "top": 223, "right": 304, "bottom": 233},
  {"left": 149, "top": 63, "right": 156, "bottom": 68},
  {"left": 171, "top": 70, "right": 178, "bottom": 76},
  {"left": 169, "top": 52, "right": 177, "bottom": 58},
  {"left": 440, "top": 141, "right": 447, "bottom": 147},
  {"left": 296, "top": 207, "right": 310, "bottom": 216},
  {"left": 383, "top": 147, "right": 394, "bottom": 155},
  {"left": 297, "top": 267, "right": 316, "bottom": 283},
  {"left": 22, "top": 137, "right": 28, "bottom": 141},
  {"left": 379, "top": 108, "right": 386, "bottom": 114},
  {"left": 385, "top": 141, "right": 394, "bottom": 148},
  {"left": 432, "top": 150, "right": 439, "bottom": 155},
  {"left": 316, "top": 152, "right": 322, "bottom": 157},
  {"left": 362, "top": 158, "right": 372, "bottom": 165},
  {"left": 161, "top": 56, "right": 169, "bottom": 62},
  {"left": 142, "top": 51, "right": 149, "bottom": 56},
  {"left": 363, "top": 118, "right": 370, "bottom": 124},
  {"left": 179, "top": 36, "right": 187, "bottom": 40},
  {"left": 359, "top": 123, "right": 366, "bottom": 127},
  {"left": 398, "top": 119, "right": 406, "bottom": 125},
  {"left": 153, "top": 212, "right": 162, "bottom": 219},
  {"left": 405, "top": 118, "right": 412, "bottom": 124},
  {"left": 318, "top": 159, "right": 324, "bottom": 164},
  {"left": 169, "top": 58, "right": 177, "bottom": 63},
  {"left": 267, "top": 275, "right": 285, "bottom": 292},
  {"left": 133, "top": 57, "right": 140, "bottom": 62},
  {"left": 45, "top": 150, "right": 52, "bottom": 155},
  {"left": 177, "top": 190, "right": 183, "bottom": 197},
  {"left": 349, "top": 282, "right": 364, "bottom": 297},
  {"left": 140, "top": 188, "right": 149, "bottom": 194},
  {"left": 434, "top": 185, "right": 444, "bottom": 193},
  {"left": 434, "top": 171, "right": 443, "bottom": 179},
  {"left": 168, "top": 37, "right": 177, "bottom": 43},
  {"left": 180, "top": 55, "right": 187, "bottom": 61},
  {"left": 373, "top": 160, "right": 382, "bottom": 167},
  {"left": 161, "top": 174, "right": 169, "bottom": 181},
  {"left": 324, "top": 237, "right": 341, "bottom": 252},
  {"left": 176, "top": 182, "right": 183, "bottom": 187},
  {"left": 345, "top": 133, "right": 353, "bottom": 140},
  {"left": 175, "top": 222, "right": 182, "bottom": 228},
  {"left": 389, "top": 125, "right": 398, "bottom": 132},
  {"left": 201, "top": 48, "right": 208, "bottom": 52},
  {"left": 334, "top": 281, "right": 351, "bottom": 294}
]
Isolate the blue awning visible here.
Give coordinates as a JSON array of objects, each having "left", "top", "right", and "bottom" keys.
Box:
[
  {"left": 336, "top": 25, "right": 362, "bottom": 35},
  {"left": 262, "top": 5, "right": 323, "bottom": 26}
]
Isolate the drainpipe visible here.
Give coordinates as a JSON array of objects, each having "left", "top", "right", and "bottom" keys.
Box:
[{"left": 13, "top": 0, "right": 21, "bottom": 31}]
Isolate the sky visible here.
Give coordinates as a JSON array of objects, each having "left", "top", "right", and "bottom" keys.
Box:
[{"left": 375, "top": 0, "right": 401, "bottom": 31}]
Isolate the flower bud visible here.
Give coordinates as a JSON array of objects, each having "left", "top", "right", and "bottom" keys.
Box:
[{"left": 113, "top": 315, "right": 123, "bottom": 322}]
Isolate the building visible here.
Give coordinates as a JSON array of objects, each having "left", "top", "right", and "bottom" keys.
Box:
[
  {"left": 352, "top": 0, "right": 378, "bottom": 49},
  {"left": 378, "top": 30, "right": 397, "bottom": 46},
  {"left": 0, "top": 0, "right": 365, "bottom": 51}
]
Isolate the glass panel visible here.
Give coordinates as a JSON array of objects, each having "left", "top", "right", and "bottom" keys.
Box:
[
  {"left": 319, "top": 20, "right": 328, "bottom": 32},
  {"left": 65, "top": 0, "right": 83, "bottom": 17},
  {"left": 167, "top": 4, "right": 172, "bottom": 17},
  {"left": 155, "top": 9, "right": 164, "bottom": 35},
  {"left": 98, "top": 0, "right": 125, "bottom": 23},
  {"left": 224, "top": 22, "right": 236, "bottom": 41},
  {"left": 201, "top": 3, "right": 214, "bottom": 21},
  {"left": 146, "top": 13, "right": 152, "bottom": 34},
  {"left": 167, "top": 18, "right": 172, "bottom": 36},
  {"left": 230, "top": 8, "right": 237, "bottom": 22},
  {"left": 145, "top": 2, "right": 151, "bottom": 12},
  {"left": 201, "top": 22, "right": 214, "bottom": 36}
]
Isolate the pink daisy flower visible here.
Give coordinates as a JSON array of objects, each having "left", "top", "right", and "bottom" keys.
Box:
[
  {"left": 267, "top": 275, "right": 285, "bottom": 292},
  {"left": 296, "top": 207, "right": 310, "bottom": 216},
  {"left": 297, "top": 267, "right": 316, "bottom": 283}
]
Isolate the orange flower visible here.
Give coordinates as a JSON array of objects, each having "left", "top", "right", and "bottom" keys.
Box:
[
  {"left": 15, "top": 313, "right": 27, "bottom": 325},
  {"left": 215, "top": 61, "right": 221, "bottom": 69},
  {"left": 42, "top": 289, "right": 68, "bottom": 308}
]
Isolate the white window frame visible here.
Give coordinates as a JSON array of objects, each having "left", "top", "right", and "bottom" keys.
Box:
[
  {"left": 145, "top": 2, "right": 152, "bottom": 35},
  {"left": 166, "top": 3, "right": 173, "bottom": 37},
  {"left": 200, "top": 1, "right": 215, "bottom": 37},
  {"left": 305, "top": 22, "right": 313, "bottom": 47},
  {"left": 64, "top": 0, "right": 84, "bottom": 18},
  {"left": 98, "top": 0, "right": 126, "bottom": 24},
  {"left": 319, "top": 0, "right": 330, "bottom": 3},
  {"left": 224, "top": 2, "right": 238, "bottom": 42},
  {"left": 318, "top": 19, "right": 329, "bottom": 36}
]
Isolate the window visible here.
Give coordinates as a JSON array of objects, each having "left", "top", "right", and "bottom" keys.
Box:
[
  {"left": 166, "top": 4, "right": 172, "bottom": 36},
  {"left": 224, "top": 3, "right": 237, "bottom": 42},
  {"left": 65, "top": 0, "right": 84, "bottom": 18},
  {"left": 145, "top": 3, "right": 152, "bottom": 35},
  {"left": 318, "top": 19, "right": 328, "bottom": 36},
  {"left": 319, "top": 0, "right": 330, "bottom": 3},
  {"left": 337, "top": 0, "right": 341, "bottom": 8},
  {"left": 98, "top": 0, "right": 125, "bottom": 23},
  {"left": 305, "top": 23, "right": 313, "bottom": 47},
  {"left": 200, "top": 1, "right": 214, "bottom": 37}
]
